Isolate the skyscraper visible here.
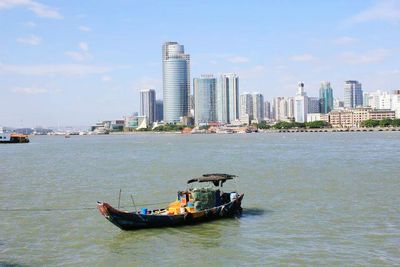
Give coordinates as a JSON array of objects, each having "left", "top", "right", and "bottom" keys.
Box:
[
  {"left": 162, "top": 42, "right": 190, "bottom": 123},
  {"left": 252, "top": 93, "right": 264, "bottom": 123},
  {"left": 240, "top": 93, "right": 253, "bottom": 120},
  {"left": 344, "top": 80, "right": 363, "bottom": 108},
  {"left": 216, "top": 73, "right": 239, "bottom": 124},
  {"left": 193, "top": 75, "right": 217, "bottom": 125},
  {"left": 264, "top": 100, "right": 271, "bottom": 120},
  {"left": 319, "top": 81, "right": 334, "bottom": 114},
  {"left": 294, "top": 82, "right": 308, "bottom": 123},
  {"left": 155, "top": 100, "right": 163, "bottom": 122},
  {"left": 308, "top": 97, "right": 320, "bottom": 113},
  {"left": 140, "top": 89, "right": 156, "bottom": 124}
]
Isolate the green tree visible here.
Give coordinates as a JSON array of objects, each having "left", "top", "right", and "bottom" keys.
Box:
[
  {"left": 258, "top": 121, "right": 271, "bottom": 129},
  {"left": 391, "top": 119, "right": 400, "bottom": 127},
  {"left": 361, "top": 119, "right": 379, "bottom": 127},
  {"left": 305, "top": 120, "right": 329, "bottom": 128},
  {"left": 379, "top": 118, "right": 392, "bottom": 127}
]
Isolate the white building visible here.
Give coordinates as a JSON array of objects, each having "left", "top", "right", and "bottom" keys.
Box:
[
  {"left": 216, "top": 73, "right": 239, "bottom": 124},
  {"left": 364, "top": 90, "right": 400, "bottom": 118},
  {"left": 294, "top": 82, "right": 308, "bottom": 123},
  {"left": 140, "top": 89, "right": 156, "bottom": 124}
]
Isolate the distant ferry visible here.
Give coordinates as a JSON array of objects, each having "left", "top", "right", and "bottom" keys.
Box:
[{"left": 0, "top": 130, "right": 29, "bottom": 143}]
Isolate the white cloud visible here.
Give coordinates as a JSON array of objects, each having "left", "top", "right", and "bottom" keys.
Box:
[
  {"left": 24, "top": 21, "right": 36, "bottom": 27},
  {"left": 228, "top": 56, "right": 249, "bottom": 64},
  {"left": 290, "top": 53, "right": 315, "bottom": 62},
  {"left": 101, "top": 75, "right": 111, "bottom": 82},
  {"left": 334, "top": 36, "right": 358, "bottom": 45},
  {"left": 348, "top": 0, "right": 400, "bottom": 24},
  {"left": 78, "top": 25, "right": 91, "bottom": 32},
  {"left": 12, "top": 86, "right": 48, "bottom": 94},
  {"left": 0, "top": 0, "right": 63, "bottom": 19},
  {"left": 340, "top": 49, "right": 390, "bottom": 64},
  {"left": 65, "top": 51, "right": 86, "bottom": 61},
  {"left": 0, "top": 63, "right": 110, "bottom": 76},
  {"left": 16, "top": 35, "right": 41, "bottom": 45},
  {"left": 79, "top": 42, "right": 89, "bottom": 51},
  {"left": 65, "top": 42, "right": 90, "bottom": 61}
]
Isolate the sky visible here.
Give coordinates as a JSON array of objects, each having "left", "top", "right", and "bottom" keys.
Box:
[{"left": 1, "top": 0, "right": 400, "bottom": 127}]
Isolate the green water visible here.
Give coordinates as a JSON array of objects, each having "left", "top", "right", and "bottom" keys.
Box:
[{"left": 1, "top": 133, "right": 399, "bottom": 266}]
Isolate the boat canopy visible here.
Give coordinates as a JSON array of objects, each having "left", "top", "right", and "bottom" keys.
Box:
[{"left": 187, "top": 173, "right": 237, "bottom": 187}]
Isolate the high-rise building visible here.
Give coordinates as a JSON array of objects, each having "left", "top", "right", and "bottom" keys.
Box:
[
  {"left": 264, "top": 100, "right": 271, "bottom": 120},
  {"left": 294, "top": 82, "right": 308, "bottom": 123},
  {"left": 286, "top": 97, "right": 295, "bottom": 119},
  {"left": 308, "top": 97, "right": 320, "bottom": 113},
  {"left": 344, "top": 80, "right": 363, "bottom": 108},
  {"left": 155, "top": 100, "right": 163, "bottom": 122},
  {"left": 193, "top": 75, "right": 217, "bottom": 125},
  {"left": 240, "top": 93, "right": 253, "bottom": 120},
  {"left": 333, "top": 98, "right": 344, "bottom": 110},
  {"left": 319, "top": 81, "right": 334, "bottom": 114},
  {"left": 216, "top": 73, "right": 239, "bottom": 124},
  {"left": 140, "top": 89, "right": 156, "bottom": 124},
  {"left": 252, "top": 93, "right": 264, "bottom": 123},
  {"left": 162, "top": 42, "right": 190, "bottom": 123}
]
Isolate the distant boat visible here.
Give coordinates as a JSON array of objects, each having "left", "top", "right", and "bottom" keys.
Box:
[
  {"left": 65, "top": 134, "right": 71, "bottom": 138},
  {"left": 0, "top": 131, "right": 29, "bottom": 143},
  {"left": 97, "top": 174, "right": 244, "bottom": 231}
]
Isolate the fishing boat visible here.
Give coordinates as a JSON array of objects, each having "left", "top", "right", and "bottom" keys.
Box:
[{"left": 97, "top": 174, "right": 244, "bottom": 230}]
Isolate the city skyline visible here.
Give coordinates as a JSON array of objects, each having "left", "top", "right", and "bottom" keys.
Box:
[{"left": 1, "top": 0, "right": 400, "bottom": 127}]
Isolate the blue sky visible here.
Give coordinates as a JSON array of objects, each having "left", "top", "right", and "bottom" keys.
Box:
[{"left": 1, "top": 0, "right": 399, "bottom": 127}]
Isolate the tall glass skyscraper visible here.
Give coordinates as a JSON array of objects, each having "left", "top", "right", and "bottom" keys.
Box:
[
  {"left": 162, "top": 42, "right": 190, "bottom": 123},
  {"left": 344, "top": 80, "right": 363, "bottom": 108},
  {"left": 140, "top": 89, "right": 156, "bottom": 124},
  {"left": 193, "top": 75, "right": 217, "bottom": 125},
  {"left": 319, "top": 81, "right": 334, "bottom": 114},
  {"left": 216, "top": 73, "right": 239, "bottom": 124}
]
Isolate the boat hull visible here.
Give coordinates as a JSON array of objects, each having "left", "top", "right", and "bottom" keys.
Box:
[{"left": 97, "top": 194, "right": 244, "bottom": 231}]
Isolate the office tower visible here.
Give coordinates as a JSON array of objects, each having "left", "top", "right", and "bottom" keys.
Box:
[
  {"left": 252, "top": 93, "right": 264, "bottom": 123},
  {"left": 308, "top": 97, "right": 320, "bottom": 113},
  {"left": 155, "top": 100, "right": 163, "bottom": 122},
  {"left": 216, "top": 73, "right": 239, "bottom": 124},
  {"left": 344, "top": 80, "right": 363, "bottom": 108},
  {"left": 140, "top": 89, "right": 156, "bottom": 124},
  {"left": 264, "top": 100, "right": 271, "bottom": 120},
  {"left": 162, "top": 42, "right": 190, "bottom": 123},
  {"left": 273, "top": 97, "right": 292, "bottom": 121},
  {"left": 193, "top": 75, "right": 217, "bottom": 125},
  {"left": 294, "top": 82, "right": 308, "bottom": 123},
  {"left": 319, "top": 81, "right": 334, "bottom": 114}
]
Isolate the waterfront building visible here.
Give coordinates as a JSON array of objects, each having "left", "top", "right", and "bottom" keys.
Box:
[
  {"left": 319, "top": 81, "right": 334, "bottom": 114},
  {"left": 240, "top": 93, "right": 253, "bottom": 121},
  {"left": 287, "top": 97, "right": 295, "bottom": 119},
  {"left": 328, "top": 107, "right": 395, "bottom": 127},
  {"left": 307, "top": 113, "right": 329, "bottom": 122},
  {"left": 252, "top": 93, "right": 264, "bottom": 123},
  {"left": 155, "top": 100, "right": 163, "bottom": 122},
  {"left": 162, "top": 42, "right": 190, "bottom": 123},
  {"left": 363, "top": 90, "right": 400, "bottom": 118},
  {"left": 344, "top": 80, "right": 363, "bottom": 108},
  {"left": 272, "top": 97, "right": 294, "bottom": 122},
  {"left": 294, "top": 82, "right": 308, "bottom": 123},
  {"left": 308, "top": 97, "right": 320, "bottom": 113},
  {"left": 264, "top": 100, "right": 271, "bottom": 120},
  {"left": 216, "top": 73, "right": 239, "bottom": 124},
  {"left": 140, "top": 89, "right": 156, "bottom": 124},
  {"left": 193, "top": 75, "right": 217, "bottom": 125}
]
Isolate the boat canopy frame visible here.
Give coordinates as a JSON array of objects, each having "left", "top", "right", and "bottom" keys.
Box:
[{"left": 187, "top": 173, "right": 237, "bottom": 187}]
